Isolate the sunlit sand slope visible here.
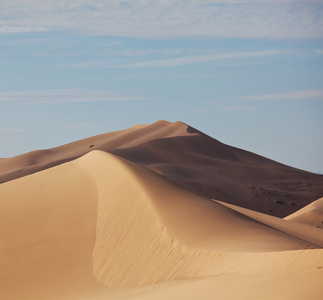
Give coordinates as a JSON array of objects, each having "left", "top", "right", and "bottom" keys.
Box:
[
  {"left": 107, "top": 260, "right": 323, "bottom": 300},
  {"left": 0, "top": 154, "right": 102, "bottom": 299}
]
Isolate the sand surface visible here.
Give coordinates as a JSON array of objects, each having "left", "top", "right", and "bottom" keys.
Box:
[{"left": 0, "top": 121, "right": 323, "bottom": 299}]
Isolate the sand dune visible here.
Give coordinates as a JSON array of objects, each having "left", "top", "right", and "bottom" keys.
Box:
[
  {"left": 1, "top": 150, "right": 323, "bottom": 299},
  {"left": 1, "top": 121, "right": 323, "bottom": 299},
  {"left": 0, "top": 120, "right": 186, "bottom": 183},
  {"left": 214, "top": 199, "right": 323, "bottom": 247},
  {"left": 1, "top": 120, "right": 322, "bottom": 217},
  {"left": 284, "top": 197, "right": 323, "bottom": 229}
]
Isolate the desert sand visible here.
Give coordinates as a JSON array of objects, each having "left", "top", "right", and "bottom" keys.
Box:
[
  {"left": 1, "top": 120, "right": 322, "bottom": 218},
  {"left": 0, "top": 120, "right": 322, "bottom": 299}
]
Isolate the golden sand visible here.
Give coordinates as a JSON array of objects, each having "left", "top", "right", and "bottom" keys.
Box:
[{"left": 0, "top": 121, "right": 322, "bottom": 299}]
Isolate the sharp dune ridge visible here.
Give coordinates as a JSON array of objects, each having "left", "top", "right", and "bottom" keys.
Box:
[{"left": 0, "top": 120, "right": 323, "bottom": 299}]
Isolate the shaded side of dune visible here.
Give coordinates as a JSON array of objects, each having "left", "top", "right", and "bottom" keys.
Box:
[{"left": 109, "top": 133, "right": 323, "bottom": 217}]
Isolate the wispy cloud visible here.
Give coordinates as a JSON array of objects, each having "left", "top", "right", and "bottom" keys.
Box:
[
  {"left": 0, "top": 89, "right": 148, "bottom": 104},
  {"left": 0, "top": 128, "right": 24, "bottom": 133},
  {"left": 51, "top": 49, "right": 290, "bottom": 69},
  {"left": 0, "top": 25, "right": 48, "bottom": 34},
  {"left": 0, "top": 128, "right": 27, "bottom": 144},
  {"left": 246, "top": 89, "right": 323, "bottom": 101},
  {"left": 0, "top": 34, "right": 185, "bottom": 59},
  {"left": 194, "top": 107, "right": 258, "bottom": 111},
  {"left": 0, "top": 1, "right": 322, "bottom": 39},
  {"left": 125, "top": 50, "right": 282, "bottom": 68},
  {"left": 1, "top": 136, "right": 29, "bottom": 142}
]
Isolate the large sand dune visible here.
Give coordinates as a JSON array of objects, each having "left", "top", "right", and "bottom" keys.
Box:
[
  {"left": 1, "top": 121, "right": 323, "bottom": 299},
  {"left": 1, "top": 120, "right": 322, "bottom": 217}
]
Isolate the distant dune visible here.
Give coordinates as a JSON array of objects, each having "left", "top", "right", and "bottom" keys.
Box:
[{"left": 0, "top": 120, "right": 322, "bottom": 299}]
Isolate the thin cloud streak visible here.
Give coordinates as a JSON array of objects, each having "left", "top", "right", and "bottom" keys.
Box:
[
  {"left": 0, "top": 25, "right": 48, "bottom": 34},
  {"left": 0, "top": 1, "right": 322, "bottom": 39},
  {"left": 246, "top": 89, "right": 323, "bottom": 101},
  {"left": 194, "top": 107, "right": 258, "bottom": 111},
  {"left": 0, "top": 90, "right": 148, "bottom": 104},
  {"left": 126, "top": 50, "right": 282, "bottom": 68}
]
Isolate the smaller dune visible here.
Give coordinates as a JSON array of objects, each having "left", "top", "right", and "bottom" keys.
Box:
[
  {"left": 214, "top": 199, "right": 323, "bottom": 248},
  {"left": 285, "top": 197, "right": 323, "bottom": 229}
]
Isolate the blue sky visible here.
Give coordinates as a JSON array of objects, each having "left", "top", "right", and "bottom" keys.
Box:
[{"left": 0, "top": 0, "right": 322, "bottom": 173}]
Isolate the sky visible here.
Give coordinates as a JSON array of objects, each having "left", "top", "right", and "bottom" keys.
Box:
[{"left": 0, "top": 0, "right": 322, "bottom": 173}]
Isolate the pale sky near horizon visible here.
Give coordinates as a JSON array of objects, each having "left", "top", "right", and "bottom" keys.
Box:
[{"left": 0, "top": 0, "right": 322, "bottom": 173}]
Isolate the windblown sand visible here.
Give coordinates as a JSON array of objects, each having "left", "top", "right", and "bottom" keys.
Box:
[{"left": 0, "top": 121, "right": 322, "bottom": 299}]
